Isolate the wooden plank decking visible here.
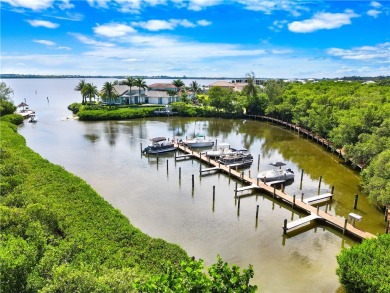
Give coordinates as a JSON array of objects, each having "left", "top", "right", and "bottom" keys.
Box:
[
  {"left": 175, "top": 143, "right": 375, "bottom": 241},
  {"left": 285, "top": 214, "right": 321, "bottom": 231},
  {"left": 303, "top": 193, "right": 333, "bottom": 204}
]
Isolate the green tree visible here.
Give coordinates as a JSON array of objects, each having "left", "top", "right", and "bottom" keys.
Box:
[
  {"left": 361, "top": 149, "right": 390, "bottom": 206},
  {"left": 173, "top": 79, "right": 185, "bottom": 100},
  {"left": 100, "top": 82, "right": 118, "bottom": 105},
  {"left": 121, "top": 76, "right": 136, "bottom": 101},
  {"left": 135, "top": 78, "right": 147, "bottom": 104},
  {"left": 208, "top": 86, "right": 235, "bottom": 112},
  {"left": 0, "top": 82, "right": 16, "bottom": 116},
  {"left": 337, "top": 234, "right": 390, "bottom": 293},
  {"left": 74, "top": 79, "right": 87, "bottom": 104},
  {"left": 0, "top": 81, "right": 14, "bottom": 102},
  {"left": 135, "top": 256, "right": 257, "bottom": 292},
  {"left": 81, "top": 83, "right": 99, "bottom": 104}
]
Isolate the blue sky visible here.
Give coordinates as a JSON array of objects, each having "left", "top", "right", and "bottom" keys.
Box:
[{"left": 1, "top": 0, "right": 389, "bottom": 78}]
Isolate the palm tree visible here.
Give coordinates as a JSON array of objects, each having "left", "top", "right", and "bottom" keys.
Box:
[
  {"left": 81, "top": 83, "right": 98, "bottom": 104},
  {"left": 100, "top": 82, "right": 118, "bottom": 106},
  {"left": 75, "top": 79, "right": 86, "bottom": 104},
  {"left": 189, "top": 81, "right": 201, "bottom": 95},
  {"left": 243, "top": 72, "right": 257, "bottom": 97},
  {"left": 135, "top": 77, "right": 147, "bottom": 104},
  {"left": 172, "top": 79, "right": 185, "bottom": 93},
  {"left": 121, "top": 76, "right": 136, "bottom": 104}
]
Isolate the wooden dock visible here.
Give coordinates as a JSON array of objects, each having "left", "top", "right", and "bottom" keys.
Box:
[
  {"left": 303, "top": 193, "right": 333, "bottom": 205},
  {"left": 284, "top": 214, "right": 321, "bottom": 233},
  {"left": 175, "top": 143, "right": 375, "bottom": 241}
]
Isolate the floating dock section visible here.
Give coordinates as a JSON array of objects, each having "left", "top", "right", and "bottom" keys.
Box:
[{"left": 175, "top": 143, "right": 375, "bottom": 241}]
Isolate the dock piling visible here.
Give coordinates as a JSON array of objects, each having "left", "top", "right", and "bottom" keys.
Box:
[
  {"left": 257, "top": 155, "right": 260, "bottom": 170},
  {"left": 301, "top": 193, "right": 304, "bottom": 202},
  {"left": 166, "top": 159, "right": 168, "bottom": 174},
  {"left": 292, "top": 194, "right": 295, "bottom": 208},
  {"left": 353, "top": 194, "right": 359, "bottom": 209},
  {"left": 343, "top": 218, "right": 348, "bottom": 235},
  {"left": 140, "top": 143, "right": 142, "bottom": 154},
  {"left": 283, "top": 219, "right": 287, "bottom": 234},
  {"left": 318, "top": 175, "right": 322, "bottom": 195},
  {"left": 300, "top": 169, "right": 304, "bottom": 190},
  {"left": 192, "top": 174, "right": 194, "bottom": 189},
  {"left": 213, "top": 185, "right": 215, "bottom": 201},
  {"left": 235, "top": 182, "right": 238, "bottom": 197},
  {"left": 256, "top": 205, "right": 259, "bottom": 219},
  {"left": 179, "top": 167, "right": 181, "bottom": 180}
]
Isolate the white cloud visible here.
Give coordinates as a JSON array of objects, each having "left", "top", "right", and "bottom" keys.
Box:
[
  {"left": 269, "top": 20, "right": 287, "bottom": 32},
  {"left": 1, "top": 0, "right": 53, "bottom": 10},
  {"left": 197, "top": 19, "right": 212, "bottom": 26},
  {"left": 132, "top": 19, "right": 211, "bottom": 31},
  {"left": 34, "top": 39, "right": 56, "bottom": 46},
  {"left": 288, "top": 10, "right": 359, "bottom": 33},
  {"left": 238, "top": 0, "right": 307, "bottom": 16},
  {"left": 370, "top": 1, "right": 381, "bottom": 8},
  {"left": 93, "top": 23, "right": 136, "bottom": 37},
  {"left": 327, "top": 43, "right": 390, "bottom": 61},
  {"left": 86, "top": 0, "right": 109, "bottom": 8},
  {"left": 58, "top": 0, "right": 74, "bottom": 9},
  {"left": 70, "top": 33, "right": 115, "bottom": 47},
  {"left": 186, "top": 0, "right": 221, "bottom": 11},
  {"left": 367, "top": 9, "right": 382, "bottom": 18},
  {"left": 27, "top": 19, "right": 59, "bottom": 28},
  {"left": 57, "top": 46, "right": 72, "bottom": 50}
]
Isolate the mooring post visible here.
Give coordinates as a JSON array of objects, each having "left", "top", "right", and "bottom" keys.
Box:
[
  {"left": 174, "top": 151, "right": 177, "bottom": 161},
  {"left": 248, "top": 170, "right": 251, "bottom": 178},
  {"left": 257, "top": 178, "right": 259, "bottom": 186},
  {"left": 318, "top": 175, "right": 322, "bottom": 195},
  {"left": 241, "top": 171, "right": 244, "bottom": 181},
  {"left": 300, "top": 169, "right": 304, "bottom": 190},
  {"left": 343, "top": 218, "right": 348, "bottom": 235},
  {"left": 273, "top": 186, "right": 276, "bottom": 198},
  {"left": 282, "top": 183, "right": 285, "bottom": 193},
  {"left": 166, "top": 159, "right": 168, "bottom": 173},
  {"left": 292, "top": 194, "right": 295, "bottom": 208},
  {"left": 235, "top": 182, "right": 238, "bottom": 197},
  {"left": 353, "top": 194, "right": 359, "bottom": 209},
  {"left": 301, "top": 193, "right": 304, "bottom": 202},
  {"left": 179, "top": 167, "right": 181, "bottom": 180},
  {"left": 140, "top": 142, "right": 143, "bottom": 154},
  {"left": 199, "top": 163, "right": 202, "bottom": 173},
  {"left": 331, "top": 185, "right": 335, "bottom": 194},
  {"left": 192, "top": 174, "right": 194, "bottom": 189},
  {"left": 283, "top": 219, "right": 287, "bottom": 234},
  {"left": 238, "top": 197, "right": 241, "bottom": 210},
  {"left": 213, "top": 185, "right": 215, "bottom": 202},
  {"left": 316, "top": 206, "right": 319, "bottom": 215},
  {"left": 157, "top": 156, "right": 159, "bottom": 169},
  {"left": 257, "top": 155, "right": 260, "bottom": 170},
  {"left": 215, "top": 139, "right": 217, "bottom": 147},
  {"left": 256, "top": 205, "right": 259, "bottom": 219},
  {"left": 229, "top": 166, "right": 231, "bottom": 176}
]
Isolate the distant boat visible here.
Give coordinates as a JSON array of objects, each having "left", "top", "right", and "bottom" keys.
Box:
[
  {"left": 142, "top": 137, "right": 176, "bottom": 154},
  {"left": 29, "top": 114, "right": 38, "bottom": 123},
  {"left": 257, "top": 168, "right": 295, "bottom": 182}
]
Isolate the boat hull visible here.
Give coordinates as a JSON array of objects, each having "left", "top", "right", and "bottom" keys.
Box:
[
  {"left": 143, "top": 146, "right": 177, "bottom": 154},
  {"left": 257, "top": 169, "right": 295, "bottom": 181}
]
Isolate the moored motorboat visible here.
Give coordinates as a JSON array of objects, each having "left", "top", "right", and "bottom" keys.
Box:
[
  {"left": 181, "top": 135, "right": 214, "bottom": 148},
  {"left": 202, "top": 143, "right": 234, "bottom": 158},
  {"left": 218, "top": 149, "right": 253, "bottom": 168},
  {"left": 257, "top": 168, "right": 295, "bottom": 182},
  {"left": 142, "top": 137, "right": 177, "bottom": 154}
]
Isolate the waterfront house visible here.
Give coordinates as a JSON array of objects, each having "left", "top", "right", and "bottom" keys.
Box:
[{"left": 114, "top": 84, "right": 146, "bottom": 104}]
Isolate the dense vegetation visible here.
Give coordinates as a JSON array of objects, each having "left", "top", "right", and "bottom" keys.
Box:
[{"left": 336, "top": 233, "right": 390, "bottom": 293}]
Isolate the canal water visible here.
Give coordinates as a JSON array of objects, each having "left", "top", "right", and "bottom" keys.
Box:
[{"left": 4, "top": 78, "right": 386, "bottom": 292}]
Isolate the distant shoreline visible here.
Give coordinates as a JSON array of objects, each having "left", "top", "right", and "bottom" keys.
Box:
[{"left": 1, "top": 74, "right": 388, "bottom": 81}]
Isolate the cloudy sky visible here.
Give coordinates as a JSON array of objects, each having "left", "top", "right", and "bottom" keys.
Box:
[{"left": 1, "top": 0, "right": 389, "bottom": 78}]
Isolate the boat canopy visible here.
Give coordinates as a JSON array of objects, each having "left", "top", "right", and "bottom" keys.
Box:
[{"left": 150, "top": 137, "right": 166, "bottom": 142}]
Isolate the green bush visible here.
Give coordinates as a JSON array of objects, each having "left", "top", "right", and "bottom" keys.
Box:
[
  {"left": 0, "top": 113, "right": 24, "bottom": 125},
  {"left": 336, "top": 234, "right": 390, "bottom": 292},
  {"left": 68, "top": 102, "right": 82, "bottom": 114},
  {"left": 77, "top": 107, "right": 157, "bottom": 121},
  {"left": 0, "top": 100, "right": 17, "bottom": 116}
]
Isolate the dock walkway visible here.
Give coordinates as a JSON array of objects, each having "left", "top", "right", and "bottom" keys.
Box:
[{"left": 175, "top": 143, "right": 375, "bottom": 241}]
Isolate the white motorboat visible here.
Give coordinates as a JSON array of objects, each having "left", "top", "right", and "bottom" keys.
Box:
[
  {"left": 257, "top": 168, "right": 295, "bottom": 182},
  {"left": 202, "top": 143, "right": 234, "bottom": 158},
  {"left": 181, "top": 135, "right": 214, "bottom": 148},
  {"left": 142, "top": 137, "right": 177, "bottom": 154}
]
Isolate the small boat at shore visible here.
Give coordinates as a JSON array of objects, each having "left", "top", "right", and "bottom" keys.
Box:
[
  {"left": 142, "top": 137, "right": 177, "bottom": 154},
  {"left": 29, "top": 114, "right": 38, "bottom": 123}
]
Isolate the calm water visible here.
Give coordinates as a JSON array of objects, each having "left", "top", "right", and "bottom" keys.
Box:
[{"left": 4, "top": 78, "right": 386, "bottom": 292}]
